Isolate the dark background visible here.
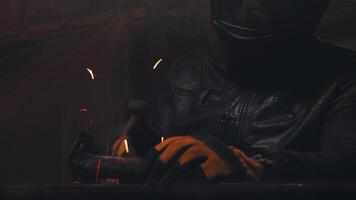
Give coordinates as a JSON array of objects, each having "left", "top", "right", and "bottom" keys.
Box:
[{"left": 0, "top": 0, "right": 355, "bottom": 185}]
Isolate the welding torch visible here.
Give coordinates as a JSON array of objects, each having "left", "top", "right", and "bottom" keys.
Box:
[
  {"left": 69, "top": 132, "right": 146, "bottom": 183},
  {"left": 69, "top": 100, "right": 156, "bottom": 183}
]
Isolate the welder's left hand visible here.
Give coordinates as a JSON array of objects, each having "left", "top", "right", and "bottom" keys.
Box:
[{"left": 143, "top": 135, "right": 264, "bottom": 186}]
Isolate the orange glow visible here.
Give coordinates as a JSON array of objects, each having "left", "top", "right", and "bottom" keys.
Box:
[
  {"left": 153, "top": 58, "right": 163, "bottom": 70},
  {"left": 86, "top": 68, "right": 95, "bottom": 80}
]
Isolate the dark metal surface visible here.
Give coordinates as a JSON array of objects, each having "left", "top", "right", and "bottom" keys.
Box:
[
  {"left": 69, "top": 132, "right": 144, "bottom": 183},
  {"left": 1, "top": 183, "right": 356, "bottom": 200}
]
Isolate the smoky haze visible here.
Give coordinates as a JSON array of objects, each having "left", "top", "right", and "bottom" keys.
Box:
[{"left": 0, "top": 0, "right": 355, "bottom": 185}]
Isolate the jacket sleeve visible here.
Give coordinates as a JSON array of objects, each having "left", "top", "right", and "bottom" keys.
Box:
[{"left": 264, "top": 66, "right": 356, "bottom": 181}]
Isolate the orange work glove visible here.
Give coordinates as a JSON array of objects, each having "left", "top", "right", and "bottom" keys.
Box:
[{"left": 143, "top": 135, "right": 264, "bottom": 186}]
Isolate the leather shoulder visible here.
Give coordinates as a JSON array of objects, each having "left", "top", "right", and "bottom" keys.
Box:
[
  {"left": 334, "top": 47, "right": 356, "bottom": 91},
  {"left": 167, "top": 48, "right": 208, "bottom": 91},
  {"left": 329, "top": 49, "right": 356, "bottom": 111}
]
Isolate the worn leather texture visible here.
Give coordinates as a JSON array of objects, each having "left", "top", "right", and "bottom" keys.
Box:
[{"left": 145, "top": 43, "right": 356, "bottom": 179}]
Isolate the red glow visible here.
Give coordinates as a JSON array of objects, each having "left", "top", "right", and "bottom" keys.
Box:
[
  {"left": 96, "top": 159, "right": 103, "bottom": 182},
  {"left": 79, "top": 108, "right": 88, "bottom": 112},
  {"left": 72, "top": 180, "right": 81, "bottom": 185}
]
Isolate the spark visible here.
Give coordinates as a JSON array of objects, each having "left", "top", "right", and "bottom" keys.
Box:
[
  {"left": 79, "top": 108, "right": 88, "bottom": 112},
  {"left": 153, "top": 58, "right": 163, "bottom": 70},
  {"left": 124, "top": 139, "right": 130, "bottom": 154},
  {"left": 86, "top": 68, "right": 95, "bottom": 80},
  {"left": 161, "top": 137, "right": 165, "bottom": 143}
]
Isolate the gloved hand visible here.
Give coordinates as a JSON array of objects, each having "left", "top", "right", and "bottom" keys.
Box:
[{"left": 143, "top": 135, "right": 264, "bottom": 186}]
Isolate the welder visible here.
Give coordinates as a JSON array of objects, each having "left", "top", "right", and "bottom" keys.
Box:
[{"left": 113, "top": 0, "right": 356, "bottom": 185}]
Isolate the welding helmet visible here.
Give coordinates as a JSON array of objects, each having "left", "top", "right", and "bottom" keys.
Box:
[{"left": 211, "top": 0, "right": 330, "bottom": 41}]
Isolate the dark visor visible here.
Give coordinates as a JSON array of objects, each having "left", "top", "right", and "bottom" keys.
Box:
[{"left": 213, "top": 0, "right": 272, "bottom": 30}]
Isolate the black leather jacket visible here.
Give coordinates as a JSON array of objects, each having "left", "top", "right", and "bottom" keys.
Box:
[{"left": 137, "top": 42, "right": 356, "bottom": 180}]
